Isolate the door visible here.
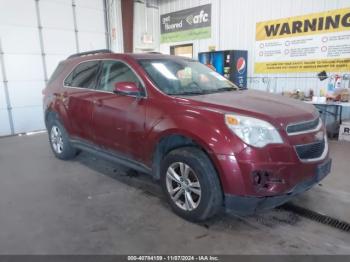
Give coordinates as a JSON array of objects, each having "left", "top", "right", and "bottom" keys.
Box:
[
  {"left": 170, "top": 44, "right": 193, "bottom": 58},
  {"left": 92, "top": 60, "right": 147, "bottom": 161},
  {"left": 0, "top": 0, "right": 108, "bottom": 136},
  {"left": 64, "top": 60, "right": 100, "bottom": 142}
]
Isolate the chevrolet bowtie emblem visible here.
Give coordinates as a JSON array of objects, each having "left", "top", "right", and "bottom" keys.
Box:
[{"left": 315, "top": 131, "right": 324, "bottom": 141}]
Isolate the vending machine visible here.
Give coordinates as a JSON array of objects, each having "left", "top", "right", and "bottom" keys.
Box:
[{"left": 198, "top": 50, "right": 248, "bottom": 89}]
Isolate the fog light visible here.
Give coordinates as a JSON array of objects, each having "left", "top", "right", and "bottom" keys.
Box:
[
  {"left": 252, "top": 171, "right": 270, "bottom": 189},
  {"left": 253, "top": 172, "right": 262, "bottom": 185}
]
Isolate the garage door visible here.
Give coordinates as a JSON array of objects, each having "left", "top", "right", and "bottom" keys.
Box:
[{"left": 0, "top": 0, "right": 108, "bottom": 136}]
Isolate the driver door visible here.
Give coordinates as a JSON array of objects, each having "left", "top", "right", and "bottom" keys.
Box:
[{"left": 92, "top": 60, "right": 147, "bottom": 161}]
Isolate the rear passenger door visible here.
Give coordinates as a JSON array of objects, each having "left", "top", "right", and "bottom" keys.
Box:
[{"left": 63, "top": 60, "right": 100, "bottom": 142}]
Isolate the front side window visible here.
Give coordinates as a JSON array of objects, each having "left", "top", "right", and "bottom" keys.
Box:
[
  {"left": 97, "top": 60, "right": 141, "bottom": 92},
  {"left": 139, "top": 58, "right": 238, "bottom": 95},
  {"left": 64, "top": 61, "right": 100, "bottom": 88}
]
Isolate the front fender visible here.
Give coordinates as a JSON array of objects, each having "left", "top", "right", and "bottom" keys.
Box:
[
  {"left": 150, "top": 113, "right": 244, "bottom": 155},
  {"left": 144, "top": 112, "right": 247, "bottom": 194}
]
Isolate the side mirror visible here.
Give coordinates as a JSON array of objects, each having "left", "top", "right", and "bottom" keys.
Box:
[{"left": 113, "top": 82, "right": 141, "bottom": 96}]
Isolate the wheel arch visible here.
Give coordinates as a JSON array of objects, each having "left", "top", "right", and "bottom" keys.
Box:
[
  {"left": 44, "top": 110, "right": 59, "bottom": 128},
  {"left": 151, "top": 132, "right": 224, "bottom": 193},
  {"left": 44, "top": 107, "right": 70, "bottom": 132}
]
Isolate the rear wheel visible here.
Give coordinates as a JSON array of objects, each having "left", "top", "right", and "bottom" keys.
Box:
[
  {"left": 48, "top": 119, "right": 77, "bottom": 160},
  {"left": 160, "top": 147, "right": 223, "bottom": 222}
]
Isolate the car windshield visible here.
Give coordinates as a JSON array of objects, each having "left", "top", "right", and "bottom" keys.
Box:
[{"left": 139, "top": 58, "right": 238, "bottom": 95}]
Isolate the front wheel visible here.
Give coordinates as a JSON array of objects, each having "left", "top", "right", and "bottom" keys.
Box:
[{"left": 160, "top": 147, "right": 223, "bottom": 222}]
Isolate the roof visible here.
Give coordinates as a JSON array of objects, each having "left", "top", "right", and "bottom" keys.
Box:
[
  {"left": 125, "top": 53, "right": 178, "bottom": 60},
  {"left": 65, "top": 50, "right": 189, "bottom": 62}
]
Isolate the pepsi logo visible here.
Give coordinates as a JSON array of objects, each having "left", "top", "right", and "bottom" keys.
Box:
[{"left": 236, "top": 57, "right": 246, "bottom": 74}]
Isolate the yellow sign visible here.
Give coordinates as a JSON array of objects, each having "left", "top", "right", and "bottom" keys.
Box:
[
  {"left": 255, "top": 7, "right": 350, "bottom": 73},
  {"left": 255, "top": 58, "right": 350, "bottom": 73},
  {"left": 256, "top": 7, "right": 350, "bottom": 41}
]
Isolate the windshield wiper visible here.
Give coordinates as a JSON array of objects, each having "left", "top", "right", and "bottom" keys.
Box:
[
  {"left": 194, "top": 87, "right": 236, "bottom": 94},
  {"left": 168, "top": 91, "right": 205, "bottom": 96},
  {"left": 168, "top": 87, "right": 237, "bottom": 96},
  {"left": 215, "top": 87, "right": 237, "bottom": 92}
]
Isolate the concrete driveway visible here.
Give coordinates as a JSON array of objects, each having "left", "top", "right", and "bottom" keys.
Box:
[{"left": 0, "top": 133, "right": 349, "bottom": 254}]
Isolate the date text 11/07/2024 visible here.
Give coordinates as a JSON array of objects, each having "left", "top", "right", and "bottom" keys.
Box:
[{"left": 127, "top": 255, "right": 219, "bottom": 261}]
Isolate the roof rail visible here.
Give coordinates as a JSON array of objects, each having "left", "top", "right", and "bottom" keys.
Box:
[{"left": 67, "top": 49, "right": 112, "bottom": 59}]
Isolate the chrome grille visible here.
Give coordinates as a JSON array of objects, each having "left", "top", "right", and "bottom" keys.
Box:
[{"left": 286, "top": 118, "right": 320, "bottom": 135}]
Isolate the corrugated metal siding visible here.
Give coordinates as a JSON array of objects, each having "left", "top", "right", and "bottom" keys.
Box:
[
  {"left": 158, "top": 0, "right": 350, "bottom": 119},
  {"left": 107, "top": 0, "right": 124, "bottom": 53},
  {"left": 218, "top": 0, "right": 350, "bottom": 93},
  {"left": 134, "top": 0, "right": 160, "bottom": 51},
  {"left": 159, "top": 0, "right": 350, "bottom": 91},
  {"left": 159, "top": 0, "right": 219, "bottom": 56}
]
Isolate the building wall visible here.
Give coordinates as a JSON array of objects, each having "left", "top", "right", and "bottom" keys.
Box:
[
  {"left": 157, "top": 0, "right": 350, "bottom": 120},
  {"left": 0, "top": 0, "right": 108, "bottom": 136},
  {"left": 158, "top": 0, "right": 350, "bottom": 94},
  {"left": 134, "top": 0, "right": 160, "bottom": 52},
  {"left": 159, "top": 0, "right": 218, "bottom": 57},
  {"left": 107, "top": 0, "right": 124, "bottom": 53}
]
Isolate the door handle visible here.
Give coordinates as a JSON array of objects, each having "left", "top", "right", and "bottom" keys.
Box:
[{"left": 93, "top": 100, "right": 102, "bottom": 107}]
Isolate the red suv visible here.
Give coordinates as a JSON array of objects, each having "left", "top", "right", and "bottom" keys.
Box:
[{"left": 43, "top": 50, "right": 331, "bottom": 221}]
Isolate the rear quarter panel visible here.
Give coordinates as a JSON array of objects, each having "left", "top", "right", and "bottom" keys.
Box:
[{"left": 43, "top": 60, "right": 76, "bottom": 133}]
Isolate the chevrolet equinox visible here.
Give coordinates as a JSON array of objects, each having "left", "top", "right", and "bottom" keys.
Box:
[{"left": 43, "top": 50, "right": 331, "bottom": 221}]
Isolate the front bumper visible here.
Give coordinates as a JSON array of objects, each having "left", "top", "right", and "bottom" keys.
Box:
[{"left": 224, "top": 158, "right": 332, "bottom": 215}]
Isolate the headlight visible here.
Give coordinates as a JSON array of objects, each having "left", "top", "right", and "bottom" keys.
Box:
[{"left": 225, "top": 114, "right": 283, "bottom": 148}]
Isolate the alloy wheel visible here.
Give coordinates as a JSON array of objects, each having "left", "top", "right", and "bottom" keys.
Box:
[
  {"left": 165, "top": 162, "right": 201, "bottom": 211},
  {"left": 50, "top": 125, "right": 64, "bottom": 154}
]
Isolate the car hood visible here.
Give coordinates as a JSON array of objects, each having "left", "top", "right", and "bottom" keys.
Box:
[{"left": 178, "top": 90, "right": 318, "bottom": 129}]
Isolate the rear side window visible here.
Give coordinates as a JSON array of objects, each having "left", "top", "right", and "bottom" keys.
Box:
[{"left": 64, "top": 61, "right": 100, "bottom": 89}]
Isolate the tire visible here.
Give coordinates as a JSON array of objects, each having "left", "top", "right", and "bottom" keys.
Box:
[
  {"left": 47, "top": 118, "right": 77, "bottom": 160},
  {"left": 160, "top": 147, "right": 223, "bottom": 222}
]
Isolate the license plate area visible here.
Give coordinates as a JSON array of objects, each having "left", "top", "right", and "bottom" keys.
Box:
[{"left": 316, "top": 159, "right": 332, "bottom": 182}]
